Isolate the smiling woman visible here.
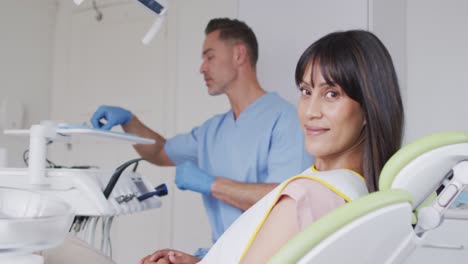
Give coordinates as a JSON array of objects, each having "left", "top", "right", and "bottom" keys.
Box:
[
  {"left": 294, "top": 30, "right": 405, "bottom": 192},
  {"left": 190, "top": 30, "right": 403, "bottom": 264},
  {"left": 140, "top": 29, "right": 405, "bottom": 264},
  {"left": 297, "top": 66, "right": 366, "bottom": 174}
]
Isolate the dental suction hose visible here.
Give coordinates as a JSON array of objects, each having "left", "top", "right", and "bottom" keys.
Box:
[{"left": 103, "top": 158, "right": 144, "bottom": 199}]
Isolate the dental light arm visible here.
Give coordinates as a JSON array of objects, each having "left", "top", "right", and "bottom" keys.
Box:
[
  {"left": 73, "top": 0, "right": 168, "bottom": 45},
  {"left": 136, "top": 0, "right": 168, "bottom": 44}
]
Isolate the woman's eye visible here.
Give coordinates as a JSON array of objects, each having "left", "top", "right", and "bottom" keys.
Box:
[
  {"left": 299, "top": 88, "right": 311, "bottom": 96},
  {"left": 325, "top": 90, "right": 339, "bottom": 99}
]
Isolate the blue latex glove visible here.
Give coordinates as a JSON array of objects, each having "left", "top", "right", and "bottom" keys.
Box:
[
  {"left": 175, "top": 161, "right": 215, "bottom": 195},
  {"left": 90, "top": 105, "right": 132, "bottom": 130}
]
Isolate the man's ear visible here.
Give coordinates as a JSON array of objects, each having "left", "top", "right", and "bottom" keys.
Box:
[{"left": 234, "top": 44, "right": 248, "bottom": 66}]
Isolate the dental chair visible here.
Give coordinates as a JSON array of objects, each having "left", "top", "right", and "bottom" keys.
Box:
[{"left": 269, "top": 131, "right": 468, "bottom": 264}]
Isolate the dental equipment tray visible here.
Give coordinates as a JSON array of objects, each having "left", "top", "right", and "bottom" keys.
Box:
[{"left": 4, "top": 123, "right": 155, "bottom": 145}]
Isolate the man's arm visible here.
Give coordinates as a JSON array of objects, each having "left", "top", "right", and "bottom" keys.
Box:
[
  {"left": 90, "top": 105, "right": 175, "bottom": 166},
  {"left": 211, "top": 179, "right": 278, "bottom": 211},
  {"left": 174, "top": 162, "right": 278, "bottom": 211},
  {"left": 122, "top": 116, "right": 174, "bottom": 166},
  {"left": 208, "top": 107, "right": 309, "bottom": 211},
  {"left": 212, "top": 106, "right": 312, "bottom": 211}
]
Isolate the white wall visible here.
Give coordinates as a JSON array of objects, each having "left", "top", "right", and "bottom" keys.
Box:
[
  {"left": 239, "top": 0, "right": 369, "bottom": 105},
  {"left": 0, "top": 1, "right": 56, "bottom": 167},
  {"left": 405, "top": 0, "right": 468, "bottom": 142},
  {"left": 370, "top": 0, "right": 407, "bottom": 105}
]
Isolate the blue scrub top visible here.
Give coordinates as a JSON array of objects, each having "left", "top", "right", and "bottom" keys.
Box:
[{"left": 165, "top": 92, "right": 312, "bottom": 243}]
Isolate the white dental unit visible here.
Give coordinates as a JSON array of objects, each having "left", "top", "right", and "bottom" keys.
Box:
[
  {"left": 0, "top": 187, "right": 74, "bottom": 264},
  {"left": 0, "top": 121, "right": 165, "bottom": 264}
]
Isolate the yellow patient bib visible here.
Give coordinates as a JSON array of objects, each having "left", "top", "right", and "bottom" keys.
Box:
[{"left": 199, "top": 168, "right": 368, "bottom": 264}]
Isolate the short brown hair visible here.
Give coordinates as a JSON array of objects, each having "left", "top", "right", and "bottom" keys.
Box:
[{"left": 205, "top": 18, "right": 258, "bottom": 67}]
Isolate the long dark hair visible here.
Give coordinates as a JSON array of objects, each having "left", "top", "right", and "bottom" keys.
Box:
[{"left": 295, "top": 30, "right": 404, "bottom": 192}]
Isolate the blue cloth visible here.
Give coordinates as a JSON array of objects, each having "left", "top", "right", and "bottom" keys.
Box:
[
  {"left": 193, "top": 248, "right": 210, "bottom": 258},
  {"left": 165, "top": 92, "right": 312, "bottom": 244}
]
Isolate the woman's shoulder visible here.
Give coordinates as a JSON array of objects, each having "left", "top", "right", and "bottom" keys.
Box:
[
  {"left": 281, "top": 177, "right": 338, "bottom": 200},
  {"left": 281, "top": 167, "right": 368, "bottom": 202}
]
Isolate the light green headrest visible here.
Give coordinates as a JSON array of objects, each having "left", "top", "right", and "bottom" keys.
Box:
[{"left": 379, "top": 131, "right": 468, "bottom": 191}]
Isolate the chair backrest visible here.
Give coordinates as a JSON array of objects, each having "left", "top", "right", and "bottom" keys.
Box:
[
  {"left": 379, "top": 131, "right": 468, "bottom": 208},
  {"left": 268, "top": 189, "right": 413, "bottom": 264},
  {"left": 269, "top": 131, "right": 468, "bottom": 264}
]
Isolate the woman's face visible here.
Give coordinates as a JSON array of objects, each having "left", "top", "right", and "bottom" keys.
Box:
[{"left": 298, "top": 64, "right": 366, "bottom": 160}]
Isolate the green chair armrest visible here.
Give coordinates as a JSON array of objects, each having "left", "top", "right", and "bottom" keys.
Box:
[{"left": 268, "top": 189, "right": 412, "bottom": 264}]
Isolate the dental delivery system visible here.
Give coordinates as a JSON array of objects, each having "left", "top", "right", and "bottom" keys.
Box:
[{"left": 0, "top": 121, "right": 168, "bottom": 263}]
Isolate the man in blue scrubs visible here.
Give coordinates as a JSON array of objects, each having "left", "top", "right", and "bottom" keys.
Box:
[{"left": 91, "top": 18, "right": 312, "bottom": 260}]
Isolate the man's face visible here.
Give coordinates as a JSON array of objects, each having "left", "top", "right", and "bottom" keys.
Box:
[{"left": 200, "top": 30, "right": 238, "bottom": 96}]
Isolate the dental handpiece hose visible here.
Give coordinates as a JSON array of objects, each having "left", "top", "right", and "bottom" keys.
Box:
[{"left": 103, "top": 158, "right": 144, "bottom": 199}]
